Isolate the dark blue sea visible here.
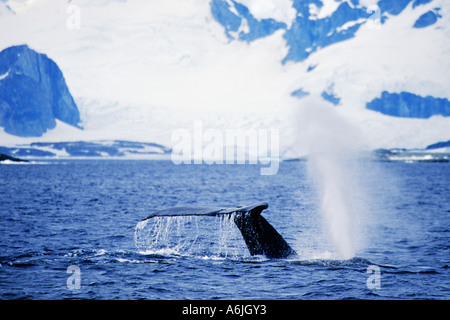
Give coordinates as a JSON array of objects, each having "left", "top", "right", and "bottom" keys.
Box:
[{"left": 0, "top": 159, "right": 449, "bottom": 300}]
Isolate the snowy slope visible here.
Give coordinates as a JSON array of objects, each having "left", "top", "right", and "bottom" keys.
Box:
[{"left": 0, "top": 0, "right": 449, "bottom": 156}]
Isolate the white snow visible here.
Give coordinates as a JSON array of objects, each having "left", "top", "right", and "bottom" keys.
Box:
[
  {"left": 291, "top": 0, "right": 450, "bottom": 150},
  {"left": 0, "top": 2, "right": 14, "bottom": 16},
  {"left": 0, "top": 120, "right": 86, "bottom": 147},
  {"left": 0, "top": 0, "right": 449, "bottom": 156},
  {"left": 309, "top": 0, "right": 341, "bottom": 20},
  {"left": 358, "top": 0, "right": 381, "bottom": 8},
  {"left": 0, "top": 0, "right": 36, "bottom": 14},
  {"left": 0, "top": 70, "right": 9, "bottom": 80},
  {"left": 336, "top": 18, "right": 366, "bottom": 32},
  {"left": 234, "top": 0, "right": 297, "bottom": 28}
]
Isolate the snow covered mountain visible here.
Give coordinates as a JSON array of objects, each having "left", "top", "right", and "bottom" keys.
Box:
[{"left": 0, "top": 0, "right": 449, "bottom": 158}]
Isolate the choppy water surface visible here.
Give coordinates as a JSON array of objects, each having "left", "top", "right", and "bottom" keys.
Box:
[{"left": 0, "top": 160, "right": 448, "bottom": 299}]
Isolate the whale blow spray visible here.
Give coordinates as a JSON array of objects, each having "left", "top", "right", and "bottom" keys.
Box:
[{"left": 294, "top": 97, "right": 365, "bottom": 259}]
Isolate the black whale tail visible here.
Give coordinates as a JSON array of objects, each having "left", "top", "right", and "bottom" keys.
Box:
[
  {"left": 141, "top": 202, "right": 296, "bottom": 259},
  {"left": 233, "top": 203, "right": 296, "bottom": 258}
]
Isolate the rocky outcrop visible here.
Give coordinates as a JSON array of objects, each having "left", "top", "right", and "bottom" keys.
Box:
[
  {"left": 0, "top": 153, "right": 28, "bottom": 162},
  {"left": 0, "top": 45, "right": 82, "bottom": 137},
  {"left": 366, "top": 91, "right": 450, "bottom": 118}
]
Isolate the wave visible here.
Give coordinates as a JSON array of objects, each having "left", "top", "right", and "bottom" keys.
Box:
[{"left": 286, "top": 256, "right": 374, "bottom": 268}]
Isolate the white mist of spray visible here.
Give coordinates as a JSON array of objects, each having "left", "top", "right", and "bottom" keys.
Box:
[{"left": 293, "top": 97, "right": 365, "bottom": 260}]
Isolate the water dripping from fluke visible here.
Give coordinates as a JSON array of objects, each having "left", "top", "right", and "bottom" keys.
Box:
[
  {"left": 134, "top": 202, "right": 296, "bottom": 259},
  {"left": 134, "top": 213, "right": 249, "bottom": 259}
]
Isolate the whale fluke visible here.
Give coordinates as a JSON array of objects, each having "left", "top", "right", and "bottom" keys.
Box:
[
  {"left": 141, "top": 202, "right": 296, "bottom": 259},
  {"left": 233, "top": 204, "right": 296, "bottom": 258}
]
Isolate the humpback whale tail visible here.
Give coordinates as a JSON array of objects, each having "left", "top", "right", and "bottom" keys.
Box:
[{"left": 141, "top": 202, "right": 296, "bottom": 259}]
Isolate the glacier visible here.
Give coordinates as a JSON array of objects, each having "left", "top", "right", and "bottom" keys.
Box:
[{"left": 0, "top": 0, "right": 449, "bottom": 158}]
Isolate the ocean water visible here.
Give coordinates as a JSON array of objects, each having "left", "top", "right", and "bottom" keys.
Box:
[{"left": 0, "top": 159, "right": 448, "bottom": 300}]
